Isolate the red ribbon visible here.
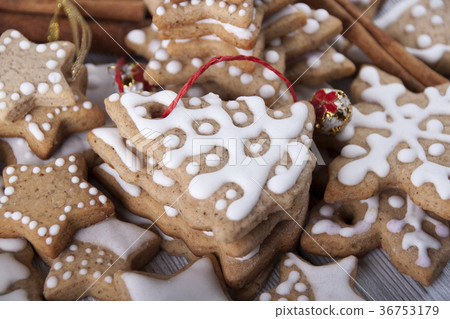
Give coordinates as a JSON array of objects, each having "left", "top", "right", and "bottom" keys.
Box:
[
  {"left": 161, "top": 55, "right": 298, "bottom": 118},
  {"left": 115, "top": 57, "right": 126, "bottom": 93}
]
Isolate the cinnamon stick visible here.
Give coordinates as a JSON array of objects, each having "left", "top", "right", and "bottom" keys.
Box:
[
  {"left": 336, "top": 0, "right": 448, "bottom": 87},
  {"left": 304, "top": 0, "right": 425, "bottom": 92},
  {"left": 0, "top": 0, "right": 146, "bottom": 22}
]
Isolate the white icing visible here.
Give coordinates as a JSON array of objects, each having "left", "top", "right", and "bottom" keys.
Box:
[
  {"left": 74, "top": 218, "right": 157, "bottom": 260},
  {"left": 312, "top": 196, "right": 379, "bottom": 238},
  {"left": 283, "top": 253, "right": 363, "bottom": 301},
  {"left": 336, "top": 66, "right": 450, "bottom": 200},
  {"left": 0, "top": 238, "right": 27, "bottom": 252},
  {"left": 164, "top": 206, "right": 179, "bottom": 217},
  {"left": 387, "top": 196, "right": 449, "bottom": 268},
  {"left": 0, "top": 253, "right": 30, "bottom": 294},
  {"left": 116, "top": 91, "right": 311, "bottom": 221},
  {"left": 98, "top": 164, "right": 141, "bottom": 197},
  {"left": 120, "top": 258, "right": 228, "bottom": 301},
  {"left": 235, "top": 245, "right": 260, "bottom": 261}
]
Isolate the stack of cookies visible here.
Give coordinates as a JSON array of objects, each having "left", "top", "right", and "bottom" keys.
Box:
[
  {"left": 124, "top": 1, "right": 356, "bottom": 105},
  {"left": 88, "top": 83, "right": 317, "bottom": 298}
]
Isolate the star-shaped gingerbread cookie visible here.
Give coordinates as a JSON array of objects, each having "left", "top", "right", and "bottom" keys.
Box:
[
  {"left": 0, "top": 238, "right": 43, "bottom": 300},
  {"left": 302, "top": 188, "right": 449, "bottom": 286},
  {"left": 0, "top": 30, "right": 76, "bottom": 122},
  {"left": 258, "top": 253, "right": 365, "bottom": 301},
  {"left": 114, "top": 256, "right": 230, "bottom": 300},
  {"left": 0, "top": 65, "right": 105, "bottom": 159},
  {"left": 325, "top": 65, "right": 450, "bottom": 219},
  {"left": 43, "top": 217, "right": 161, "bottom": 301},
  {"left": 0, "top": 154, "right": 115, "bottom": 258}
]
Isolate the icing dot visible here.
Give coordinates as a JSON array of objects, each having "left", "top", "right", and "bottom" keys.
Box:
[
  {"left": 98, "top": 251, "right": 105, "bottom": 256},
  {"left": 59, "top": 215, "right": 66, "bottom": 221},
  {"left": 46, "top": 60, "right": 58, "bottom": 70},
  {"left": 314, "top": 9, "right": 329, "bottom": 21},
  {"left": 49, "top": 43, "right": 59, "bottom": 50},
  {"left": 71, "top": 176, "right": 79, "bottom": 184},
  {"left": 198, "top": 122, "right": 214, "bottom": 134},
  {"left": 10, "top": 30, "right": 20, "bottom": 38},
  {"left": 65, "top": 255, "right": 74, "bottom": 262},
  {"left": 77, "top": 202, "right": 85, "bottom": 208},
  {"left": 53, "top": 262, "right": 63, "bottom": 270},
  {"left": 163, "top": 135, "right": 180, "bottom": 148},
  {"left": 85, "top": 248, "right": 92, "bottom": 254},
  {"left": 233, "top": 112, "right": 248, "bottom": 124},
  {"left": 332, "top": 52, "right": 346, "bottom": 63},
  {"left": 68, "top": 165, "right": 78, "bottom": 173},
  {"left": 149, "top": 60, "right": 161, "bottom": 70},
  {"left": 11, "top": 93, "right": 19, "bottom": 101},
  {"left": 388, "top": 195, "right": 405, "bottom": 208},
  {"left": 428, "top": 143, "right": 445, "bottom": 156},
  {"left": 6, "top": 167, "right": 14, "bottom": 175},
  {"left": 19, "top": 40, "right": 30, "bottom": 50},
  {"left": 4, "top": 186, "right": 14, "bottom": 196},
  {"left": 229, "top": 4, "right": 236, "bottom": 13},
  {"left": 109, "top": 93, "right": 119, "bottom": 102},
  {"left": 1, "top": 196, "right": 8, "bottom": 203},
  {"left": 405, "top": 24, "right": 415, "bottom": 33},
  {"left": 192, "top": 58, "right": 203, "bottom": 68},
  {"left": 90, "top": 200, "right": 96, "bottom": 205},
  {"left": 62, "top": 271, "right": 72, "bottom": 280},
  {"left": 189, "top": 97, "right": 201, "bottom": 106},
  {"left": 69, "top": 245, "right": 78, "bottom": 251},
  {"left": 42, "top": 123, "right": 51, "bottom": 131},
  {"left": 104, "top": 276, "right": 113, "bottom": 283},
  {"left": 417, "top": 34, "right": 432, "bottom": 48},
  {"left": 81, "top": 260, "right": 88, "bottom": 266},
  {"left": 11, "top": 212, "right": 22, "bottom": 221},
  {"left": 273, "top": 110, "right": 283, "bottom": 118},
  {"left": 99, "top": 195, "right": 107, "bottom": 204},
  {"left": 427, "top": 119, "right": 444, "bottom": 133},
  {"left": 166, "top": 61, "right": 182, "bottom": 74},
  {"left": 79, "top": 269, "right": 88, "bottom": 275},
  {"left": 48, "top": 72, "right": 62, "bottom": 83},
  {"left": 226, "top": 101, "right": 239, "bottom": 110},
  {"left": 303, "top": 19, "right": 320, "bottom": 34},
  {"left": 93, "top": 271, "right": 101, "bottom": 279},
  {"left": 226, "top": 189, "right": 237, "bottom": 199},
  {"left": 69, "top": 155, "right": 76, "bottom": 162},
  {"left": 0, "top": 102, "right": 5, "bottom": 109},
  {"left": 186, "top": 162, "right": 200, "bottom": 175},
  {"left": 229, "top": 66, "right": 242, "bottom": 77},
  {"left": 154, "top": 49, "right": 169, "bottom": 61},
  {"left": 36, "top": 44, "right": 46, "bottom": 53},
  {"left": 3, "top": 212, "right": 11, "bottom": 218},
  {"left": 275, "top": 165, "right": 288, "bottom": 175},
  {"left": 3, "top": 37, "right": 12, "bottom": 45},
  {"left": 205, "top": 154, "right": 221, "bottom": 167},
  {"left": 96, "top": 258, "right": 103, "bottom": 264},
  {"left": 89, "top": 187, "right": 98, "bottom": 195},
  {"left": 0, "top": 45, "right": 4, "bottom": 52},
  {"left": 259, "top": 85, "right": 275, "bottom": 98},
  {"left": 83, "top": 101, "right": 93, "bottom": 109},
  {"left": 156, "top": 6, "right": 165, "bottom": 15},
  {"left": 240, "top": 73, "right": 253, "bottom": 84},
  {"left": 49, "top": 225, "right": 60, "bottom": 236},
  {"left": 29, "top": 221, "right": 37, "bottom": 230},
  {"left": 263, "top": 69, "right": 278, "bottom": 81},
  {"left": 239, "top": 9, "right": 246, "bottom": 16},
  {"left": 79, "top": 182, "right": 88, "bottom": 189},
  {"left": 37, "top": 227, "right": 47, "bottom": 237},
  {"left": 411, "top": 5, "right": 427, "bottom": 17},
  {"left": 47, "top": 113, "right": 54, "bottom": 119},
  {"left": 219, "top": 1, "right": 225, "bottom": 8},
  {"left": 46, "top": 276, "right": 58, "bottom": 289},
  {"left": 265, "top": 50, "right": 280, "bottom": 63},
  {"left": 429, "top": 0, "right": 444, "bottom": 9},
  {"left": 215, "top": 199, "right": 227, "bottom": 210},
  {"left": 53, "top": 84, "right": 63, "bottom": 94},
  {"left": 21, "top": 216, "right": 30, "bottom": 224},
  {"left": 431, "top": 15, "right": 444, "bottom": 25},
  {"left": 55, "top": 158, "right": 65, "bottom": 166},
  {"left": 397, "top": 148, "right": 417, "bottom": 163}
]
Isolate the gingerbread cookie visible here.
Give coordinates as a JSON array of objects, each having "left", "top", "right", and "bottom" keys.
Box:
[
  {"left": 0, "top": 154, "right": 114, "bottom": 258},
  {"left": 286, "top": 46, "right": 356, "bottom": 85},
  {"left": 0, "top": 238, "right": 43, "bottom": 300},
  {"left": 43, "top": 217, "right": 160, "bottom": 300},
  {"left": 0, "top": 30, "right": 76, "bottom": 122},
  {"left": 99, "top": 91, "right": 315, "bottom": 244},
  {"left": 302, "top": 188, "right": 449, "bottom": 286},
  {"left": 147, "top": 0, "right": 255, "bottom": 29},
  {"left": 114, "top": 256, "right": 231, "bottom": 301},
  {"left": 325, "top": 65, "right": 450, "bottom": 219},
  {"left": 92, "top": 160, "right": 308, "bottom": 291},
  {"left": 0, "top": 66, "right": 105, "bottom": 159},
  {"left": 375, "top": 0, "right": 450, "bottom": 76},
  {"left": 259, "top": 253, "right": 365, "bottom": 301}
]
